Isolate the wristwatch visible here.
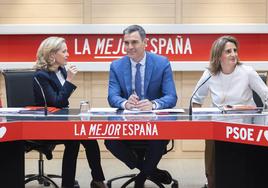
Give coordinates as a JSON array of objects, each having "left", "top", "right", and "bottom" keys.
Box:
[{"left": 152, "top": 101, "right": 157, "bottom": 110}]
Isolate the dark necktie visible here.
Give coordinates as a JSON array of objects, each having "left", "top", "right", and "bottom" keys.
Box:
[{"left": 135, "top": 63, "right": 142, "bottom": 99}]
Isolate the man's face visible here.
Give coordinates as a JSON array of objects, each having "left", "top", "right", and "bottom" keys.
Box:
[{"left": 123, "top": 31, "right": 147, "bottom": 62}]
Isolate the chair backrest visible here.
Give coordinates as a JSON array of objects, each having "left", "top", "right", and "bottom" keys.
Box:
[
  {"left": 253, "top": 73, "right": 267, "bottom": 107},
  {"left": 2, "top": 69, "right": 35, "bottom": 107}
]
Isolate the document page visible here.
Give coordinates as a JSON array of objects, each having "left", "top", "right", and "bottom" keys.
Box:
[
  {"left": 123, "top": 109, "right": 152, "bottom": 114},
  {"left": 193, "top": 107, "right": 222, "bottom": 114},
  {"left": 153, "top": 108, "right": 185, "bottom": 113},
  {"left": 0, "top": 108, "right": 24, "bottom": 114},
  {"left": 90, "top": 108, "right": 118, "bottom": 113},
  {"left": 123, "top": 108, "right": 185, "bottom": 114}
]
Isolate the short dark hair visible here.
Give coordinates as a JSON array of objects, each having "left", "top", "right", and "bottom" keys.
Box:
[{"left": 123, "top": 25, "right": 146, "bottom": 40}]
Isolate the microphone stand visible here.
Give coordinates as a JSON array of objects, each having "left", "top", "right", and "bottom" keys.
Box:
[
  {"left": 34, "top": 77, "right": 48, "bottom": 116},
  {"left": 189, "top": 75, "right": 212, "bottom": 120}
]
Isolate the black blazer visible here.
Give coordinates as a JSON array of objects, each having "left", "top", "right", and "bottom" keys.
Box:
[{"left": 33, "top": 68, "right": 76, "bottom": 108}]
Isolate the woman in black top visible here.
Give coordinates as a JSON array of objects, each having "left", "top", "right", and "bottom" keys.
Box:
[{"left": 33, "top": 36, "right": 106, "bottom": 188}]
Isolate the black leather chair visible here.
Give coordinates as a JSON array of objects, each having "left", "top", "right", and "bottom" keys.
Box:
[
  {"left": 253, "top": 73, "right": 267, "bottom": 107},
  {"left": 2, "top": 69, "right": 62, "bottom": 187},
  {"left": 106, "top": 140, "right": 179, "bottom": 188}
]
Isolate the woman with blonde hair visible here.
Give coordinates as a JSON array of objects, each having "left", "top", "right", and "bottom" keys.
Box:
[{"left": 34, "top": 36, "right": 106, "bottom": 188}]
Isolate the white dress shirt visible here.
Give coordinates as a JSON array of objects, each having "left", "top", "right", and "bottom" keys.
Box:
[
  {"left": 192, "top": 64, "right": 268, "bottom": 107},
  {"left": 121, "top": 53, "right": 159, "bottom": 109},
  {"left": 130, "top": 53, "right": 146, "bottom": 97},
  {"left": 55, "top": 69, "right": 65, "bottom": 86}
]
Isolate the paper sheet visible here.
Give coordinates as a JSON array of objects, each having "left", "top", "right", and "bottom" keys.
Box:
[{"left": 90, "top": 108, "right": 118, "bottom": 113}]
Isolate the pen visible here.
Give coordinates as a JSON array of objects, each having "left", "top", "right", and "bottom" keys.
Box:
[
  {"left": 132, "top": 90, "right": 140, "bottom": 101},
  {"left": 132, "top": 90, "right": 137, "bottom": 95}
]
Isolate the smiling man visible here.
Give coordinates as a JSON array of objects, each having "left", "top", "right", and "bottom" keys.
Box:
[{"left": 105, "top": 25, "right": 177, "bottom": 188}]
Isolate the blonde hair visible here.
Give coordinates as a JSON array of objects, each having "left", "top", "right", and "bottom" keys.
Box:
[
  {"left": 208, "top": 35, "right": 241, "bottom": 75},
  {"left": 34, "top": 36, "right": 66, "bottom": 72}
]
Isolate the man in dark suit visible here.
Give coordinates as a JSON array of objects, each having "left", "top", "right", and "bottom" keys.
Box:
[{"left": 105, "top": 25, "right": 177, "bottom": 188}]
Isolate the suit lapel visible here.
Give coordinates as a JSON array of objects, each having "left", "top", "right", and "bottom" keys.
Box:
[
  {"left": 50, "top": 71, "right": 62, "bottom": 91},
  {"left": 61, "top": 66, "right": 67, "bottom": 79},
  {"left": 144, "top": 53, "right": 154, "bottom": 96},
  {"left": 123, "top": 58, "right": 132, "bottom": 97}
]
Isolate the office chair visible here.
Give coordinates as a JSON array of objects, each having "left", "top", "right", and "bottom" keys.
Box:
[
  {"left": 2, "top": 69, "right": 62, "bottom": 187},
  {"left": 106, "top": 140, "right": 179, "bottom": 188},
  {"left": 253, "top": 73, "right": 267, "bottom": 107}
]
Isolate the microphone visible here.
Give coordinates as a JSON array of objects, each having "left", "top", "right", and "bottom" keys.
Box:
[
  {"left": 189, "top": 74, "right": 212, "bottom": 118},
  {"left": 34, "top": 77, "right": 48, "bottom": 116}
]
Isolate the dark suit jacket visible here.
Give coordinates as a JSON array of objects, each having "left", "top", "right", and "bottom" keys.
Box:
[
  {"left": 108, "top": 52, "right": 177, "bottom": 109},
  {"left": 33, "top": 68, "right": 76, "bottom": 108}
]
